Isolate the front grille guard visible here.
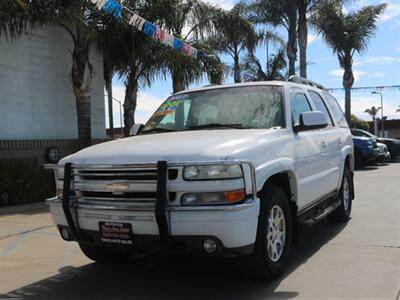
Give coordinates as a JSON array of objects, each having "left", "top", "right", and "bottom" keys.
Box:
[{"left": 57, "top": 160, "right": 257, "bottom": 245}]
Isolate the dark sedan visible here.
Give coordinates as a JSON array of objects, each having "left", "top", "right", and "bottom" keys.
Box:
[{"left": 352, "top": 129, "right": 400, "bottom": 158}]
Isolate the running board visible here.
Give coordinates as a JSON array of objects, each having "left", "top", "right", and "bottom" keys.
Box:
[{"left": 302, "top": 199, "right": 341, "bottom": 226}]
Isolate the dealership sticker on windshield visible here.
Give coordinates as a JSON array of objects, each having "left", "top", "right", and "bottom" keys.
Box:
[{"left": 153, "top": 99, "right": 184, "bottom": 116}]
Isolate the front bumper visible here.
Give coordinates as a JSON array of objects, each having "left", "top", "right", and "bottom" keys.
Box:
[
  {"left": 361, "top": 148, "right": 380, "bottom": 161},
  {"left": 48, "top": 196, "right": 259, "bottom": 255},
  {"left": 46, "top": 160, "right": 260, "bottom": 256}
]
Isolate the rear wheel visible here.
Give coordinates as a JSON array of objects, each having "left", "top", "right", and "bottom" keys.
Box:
[
  {"left": 248, "top": 186, "right": 293, "bottom": 279},
  {"left": 329, "top": 167, "right": 352, "bottom": 222},
  {"left": 79, "top": 243, "right": 130, "bottom": 264}
]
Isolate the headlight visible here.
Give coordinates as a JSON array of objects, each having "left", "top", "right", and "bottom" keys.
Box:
[
  {"left": 183, "top": 164, "right": 243, "bottom": 181},
  {"left": 181, "top": 190, "right": 245, "bottom": 206}
]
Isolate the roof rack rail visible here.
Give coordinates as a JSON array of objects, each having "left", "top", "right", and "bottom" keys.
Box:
[{"left": 287, "top": 75, "right": 326, "bottom": 90}]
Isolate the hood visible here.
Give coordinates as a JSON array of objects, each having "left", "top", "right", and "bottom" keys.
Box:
[
  {"left": 352, "top": 136, "right": 372, "bottom": 141},
  {"left": 60, "top": 129, "right": 277, "bottom": 165},
  {"left": 378, "top": 138, "right": 400, "bottom": 143}
]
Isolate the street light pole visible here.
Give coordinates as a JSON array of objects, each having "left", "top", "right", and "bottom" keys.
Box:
[
  {"left": 371, "top": 91, "right": 384, "bottom": 137},
  {"left": 112, "top": 97, "right": 123, "bottom": 136}
]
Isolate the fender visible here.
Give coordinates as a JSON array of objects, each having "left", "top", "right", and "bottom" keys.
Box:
[{"left": 255, "top": 157, "right": 298, "bottom": 203}]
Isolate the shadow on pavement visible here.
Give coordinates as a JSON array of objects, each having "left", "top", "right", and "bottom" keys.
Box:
[{"left": 1, "top": 220, "right": 347, "bottom": 300}]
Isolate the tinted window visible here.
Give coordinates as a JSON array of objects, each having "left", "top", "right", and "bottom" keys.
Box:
[
  {"left": 323, "top": 93, "right": 349, "bottom": 128},
  {"left": 291, "top": 91, "right": 312, "bottom": 124},
  {"left": 308, "top": 91, "right": 333, "bottom": 127}
]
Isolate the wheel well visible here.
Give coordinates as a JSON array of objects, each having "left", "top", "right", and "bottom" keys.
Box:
[
  {"left": 263, "top": 173, "right": 293, "bottom": 202},
  {"left": 345, "top": 154, "right": 354, "bottom": 172},
  {"left": 261, "top": 172, "right": 298, "bottom": 245}
]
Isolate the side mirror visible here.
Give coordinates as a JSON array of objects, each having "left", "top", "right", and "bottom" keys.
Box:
[
  {"left": 294, "top": 111, "right": 328, "bottom": 133},
  {"left": 130, "top": 123, "right": 144, "bottom": 136}
]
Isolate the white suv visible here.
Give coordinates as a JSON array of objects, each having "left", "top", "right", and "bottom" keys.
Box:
[{"left": 47, "top": 77, "right": 354, "bottom": 278}]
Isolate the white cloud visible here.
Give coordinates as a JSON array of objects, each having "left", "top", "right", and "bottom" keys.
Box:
[
  {"left": 370, "top": 71, "right": 384, "bottom": 77},
  {"left": 354, "top": 56, "right": 400, "bottom": 66},
  {"left": 104, "top": 85, "right": 165, "bottom": 128},
  {"left": 334, "top": 95, "right": 400, "bottom": 121},
  {"left": 330, "top": 69, "right": 367, "bottom": 82},
  {"left": 379, "top": 3, "right": 400, "bottom": 23},
  {"left": 204, "top": 0, "right": 235, "bottom": 10},
  {"left": 308, "top": 34, "right": 319, "bottom": 45}
]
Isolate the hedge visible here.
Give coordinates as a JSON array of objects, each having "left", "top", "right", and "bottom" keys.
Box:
[{"left": 0, "top": 158, "right": 54, "bottom": 208}]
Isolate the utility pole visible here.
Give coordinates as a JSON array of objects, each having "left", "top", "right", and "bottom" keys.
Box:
[{"left": 371, "top": 91, "right": 384, "bottom": 137}]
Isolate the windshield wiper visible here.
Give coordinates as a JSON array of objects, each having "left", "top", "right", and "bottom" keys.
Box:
[
  {"left": 189, "top": 123, "right": 245, "bottom": 130},
  {"left": 140, "top": 127, "right": 177, "bottom": 134}
]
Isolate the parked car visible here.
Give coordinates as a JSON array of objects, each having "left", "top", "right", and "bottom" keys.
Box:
[
  {"left": 46, "top": 76, "right": 355, "bottom": 279},
  {"left": 352, "top": 135, "right": 379, "bottom": 167},
  {"left": 376, "top": 142, "right": 391, "bottom": 162},
  {"left": 352, "top": 128, "right": 400, "bottom": 159}
]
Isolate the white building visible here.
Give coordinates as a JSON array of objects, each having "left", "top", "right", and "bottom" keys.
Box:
[{"left": 0, "top": 25, "right": 106, "bottom": 163}]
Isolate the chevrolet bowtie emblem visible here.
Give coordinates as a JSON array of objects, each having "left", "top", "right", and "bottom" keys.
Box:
[{"left": 106, "top": 183, "right": 129, "bottom": 192}]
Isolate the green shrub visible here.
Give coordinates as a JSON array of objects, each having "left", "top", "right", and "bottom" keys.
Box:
[
  {"left": 0, "top": 158, "right": 54, "bottom": 208},
  {"left": 351, "top": 115, "right": 370, "bottom": 131}
]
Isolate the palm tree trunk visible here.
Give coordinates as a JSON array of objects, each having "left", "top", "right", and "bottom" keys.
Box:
[
  {"left": 72, "top": 37, "right": 92, "bottom": 149},
  {"left": 123, "top": 72, "right": 138, "bottom": 137},
  {"left": 298, "top": 0, "right": 307, "bottom": 78},
  {"left": 233, "top": 53, "right": 241, "bottom": 83},
  {"left": 287, "top": 0, "right": 297, "bottom": 76},
  {"left": 172, "top": 68, "right": 185, "bottom": 93},
  {"left": 105, "top": 70, "right": 114, "bottom": 138},
  {"left": 342, "top": 63, "right": 354, "bottom": 125}
]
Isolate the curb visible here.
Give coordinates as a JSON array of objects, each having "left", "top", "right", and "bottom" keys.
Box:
[{"left": 0, "top": 202, "right": 48, "bottom": 216}]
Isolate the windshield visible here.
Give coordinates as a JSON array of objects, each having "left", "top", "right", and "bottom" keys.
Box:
[{"left": 141, "top": 86, "right": 284, "bottom": 133}]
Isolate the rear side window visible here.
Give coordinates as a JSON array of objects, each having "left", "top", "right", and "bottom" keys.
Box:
[
  {"left": 291, "top": 91, "right": 312, "bottom": 124},
  {"left": 323, "top": 92, "right": 349, "bottom": 128},
  {"left": 308, "top": 91, "right": 333, "bottom": 127}
]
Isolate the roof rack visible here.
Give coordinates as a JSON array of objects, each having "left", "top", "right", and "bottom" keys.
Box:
[{"left": 287, "top": 75, "right": 326, "bottom": 90}]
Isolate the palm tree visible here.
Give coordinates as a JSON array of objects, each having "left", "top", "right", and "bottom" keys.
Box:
[
  {"left": 0, "top": 0, "right": 57, "bottom": 38},
  {"left": 312, "top": 2, "right": 386, "bottom": 124},
  {"left": 248, "top": 0, "right": 298, "bottom": 76},
  {"left": 364, "top": 106, "right": 381, "bottom": 121},
  {"left": 154, "top": 0, "right": 219, "bottom": 93},
  {"left": 297, "top": 0, "right": 337, "bottom": 78},
  {"left": 54, "top": 1, "right": 106, "bottom": 148},
  {"left": 211, "top": 4, "right": 259, "bottom": 83},
  {"left": 242, "top": 49, "right": 287, "bottom": 82}
]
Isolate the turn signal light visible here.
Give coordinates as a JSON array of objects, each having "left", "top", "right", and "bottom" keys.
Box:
[{"left": 225, "top": 190, "right": 245, "bottom": 203}]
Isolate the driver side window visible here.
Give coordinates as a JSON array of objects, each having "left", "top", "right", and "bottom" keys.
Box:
[{"left": 291, "top": 91, "right": 312, "bottom": 125}]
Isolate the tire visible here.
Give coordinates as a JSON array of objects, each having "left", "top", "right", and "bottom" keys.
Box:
[
  {"left": 248, "top": 186, "right": 293, "bottom": 279},
  {"left": 79, "top": 243, "right": 130, "bottom": 264},
  {"left": 354, "top": 148, "right": 363, "bottom": 169},
  {"left": 328, "top": 167, "right": 352, "bottom": 222}
]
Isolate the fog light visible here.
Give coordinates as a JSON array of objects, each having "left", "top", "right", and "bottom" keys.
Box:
[
  {"left": 203, "top": 239, "right": 217, "bottom": 254},
  {"left": 60, "top": 227, "right": 71, "bottom": 241}
]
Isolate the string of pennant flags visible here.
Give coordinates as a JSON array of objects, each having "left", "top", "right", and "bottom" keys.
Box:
[
  {"left": 328, "top": 85, "right": 400, "bottom": 93},
  {"left": 90, "top": 0, "right": 204, "bottom": 59}
]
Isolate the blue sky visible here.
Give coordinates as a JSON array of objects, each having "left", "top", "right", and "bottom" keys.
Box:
[{"left": 106, "top": 0, "right": 400, "bottom": 127}]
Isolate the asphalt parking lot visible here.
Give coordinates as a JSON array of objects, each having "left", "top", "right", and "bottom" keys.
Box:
[{"left": 1, "top": 162, "right": 399, "bottom": 300}]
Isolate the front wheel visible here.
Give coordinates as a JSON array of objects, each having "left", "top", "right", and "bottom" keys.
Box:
[
  {"left": 329, "top": 167, "right": 352, "bottom": 222},
  {"left": 248, "top": 186, "right": 293, "bottom": 279}
]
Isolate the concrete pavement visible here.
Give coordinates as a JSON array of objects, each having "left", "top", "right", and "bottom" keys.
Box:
[{"left": 0, "top": 163, "right": 399, "bottom": 299}]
